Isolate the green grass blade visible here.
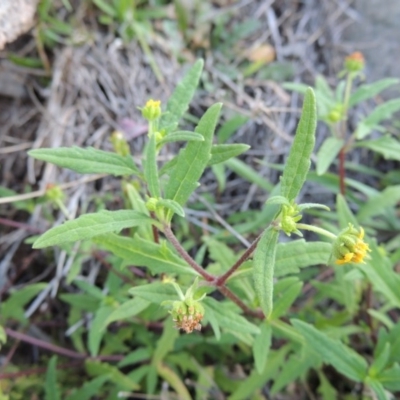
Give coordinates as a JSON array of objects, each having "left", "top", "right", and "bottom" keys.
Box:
[
  {"left": 45, "top": 356, "right": 60, "bottom": 400},
  {"left": 280, "top": 87, "right": 317, "bottom": 201}
]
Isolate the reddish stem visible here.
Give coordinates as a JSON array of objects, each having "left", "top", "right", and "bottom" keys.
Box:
[
  {"left": 163, "top": 224, "right": 214, "bottom": 282},
  {"left": 215, "top": 234, "right": 261, "bottom": 286},
  {"left": 339, "top": 147, "right": 346, "bottom": 195},
  {"left": 4, "top": 328, "right": 124, "bottom": 361}
]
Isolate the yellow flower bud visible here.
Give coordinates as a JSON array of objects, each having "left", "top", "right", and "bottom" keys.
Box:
[
  {"left": 344, "top": 52, "right": 365, "bottom": 73},
  {"left": 141, "top": 99, "right": 162, "bottom": 121}
]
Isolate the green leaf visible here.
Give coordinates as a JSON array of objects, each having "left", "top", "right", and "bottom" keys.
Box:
[
  {"left": 377, "top": 364, "right": 400, "bottom": 391},
  {"left": 270, "top": 280, "right": 303, "bottom": 319},
  {"left": 0, "top": 325, "right": 6, "bottom": 348},
  {"left": 165, "top": 103, "right": 221, "bottom": 209},
  {"left": 159, "top": 59, "right": 203, "bottom": 132},
  {"left": 336, "top": 193, "right": 358, "bottom": 229},
  {"left": 157, "top": 198, "right": 185, "bottom": 217},
  {"left": 357, "top": 185, "right": 400, "bottom": 221},
  {"left": 280, "top": 87, "right": 317, "bottom": 201},
  {"left": 208, "top": 144, "right": 250, "bottom": 166},
  {"left": 291, "top": 319, "right": 368, "bottom": 382},
  {"left": 85, "top": 360, "right": 139, "bottom": 390},
  {"left": 33, "top": 210, "right": 155, "bottom": 249},
  {"left": 118, "top": 348, "right": 151, "bottom": 368},
  {"left": 152, "top": 319, "right": 178, "bottom": 364},
  {"left": 156, "top": 363, "right": 192, "bottom": 400},
  {"left": 265, "top": 195, "right": 290, "bottom": 206},
  {"left": 370, "top": 343, "right": 391, "bottom": 377},
  {"left": 128, "top": 282, "right": 178, "bottom": 304},
  {"left": 355, "top": 99, "right": 400, "bottom": 139},
  {"left": 203, "top": 297, "right": 260, "bottom": 336},
  {"left": 45, "top": 356, "right": 60, "bottom": 400},
  {"left": 94, "top": 234, "right": 196, "bottom": 276},
  {"left": 253, "top": 322, "right": 272, "bottom": 374},
  {"left": 65, "top": 376, "right": 109, "bottom": 400},
  {"left": 316, "top": 137, "right": 344, "bottom": 175},
  {"left": 158, "top": 130, "right": 204, "bottom": 145},
  {"left": 224, "top": 158, "right": 273, "bottom": 191},
  {"left": 358, "top": 241, "right": 400, "bottom": 308},
  {"left": 349, "top": 78, "right": 399, "bottom": 107},
  {"left": 28, "top": 147, "right": 139, "bottom": 176},
  {"left": 217, "top": 115, "right": 249, "bottom": 143},
  {"left": 88, "top": 305, "right": 114, "bottom": 356},
  {"left": 365, "top": 377, "right": 389, "bottom": 400},
  {"left": 106, "top": 298, "right": 150, "bottom": 326},
  {"left": 357, "top": 135, "right": 400, "bottom": 161},
  {"left": 144, "top": 133, "right": 160, "bottom": 197},
  {"left": 253, "top": 227, "right": 279, "bottom": 318}
]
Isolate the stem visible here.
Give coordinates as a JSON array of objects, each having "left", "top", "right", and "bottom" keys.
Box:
[
  {"left": 296, "top": 223, "right": 337, "bottom": 240},
  {"left": 162, "top": 224, "right": 214, "bottom": 282},
  {"left": 218, "top": 286, "right": 264, "bottom": 319},
  {"left": 216, "top": 234, "right": 262, "bottom": 285},
  {"left": 339, "top": 148, "right": 346, "bottom": 195}
]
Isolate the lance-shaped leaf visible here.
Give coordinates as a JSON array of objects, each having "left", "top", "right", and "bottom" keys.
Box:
[
  {"left": 316, "top": 137, "right": 344, "bottom": 176},
  {"left": 349, "top": 78, "right": 399, "bottom": 107},
  {"left": 33, "top": 210, "right": 155, "bottom": 248},
  {"left": 253, "top": 322, "right": 272, "bottom": 374},
  {"left": 144, "top": 133, "right": 160, "bottom": 198},
  {"left": 291, "top": 319, "right": 368, "bottom": 382},
  {"left": 94, "top": 234, "right": 197, "bottom": 276},
  {"left": 45, "top": 356, "right": 60, "bottom": 400},
  {"left": 280, "top": 87, "right": 317, "bottom": 201},
  {"left": 253, "top": 226, "right": 279, "bottom": 318},
  {"left": 159, "top": 59, "right": 203, "bottom": 132},
  {"left": 128, "top": 282, "right": 179, "bottom": 304},
  {"left": 29, "top": 147, "right": 140, "bottom": 176},
  {"left": 208, "top": 143, "right": 250, "bottom": 165},
  {"left": 165, "top": 103, "right": 221, "bottom": 208},
  {"left": 357, "top": 135, "right": 400, "bottom": 162}
]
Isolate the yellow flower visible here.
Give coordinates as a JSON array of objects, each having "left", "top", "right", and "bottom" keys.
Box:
[
  {"left": 141, "top": 99, "right": 162, "bottom": 121},
  {"left": 334, "top": 225, "right": 370, "bottom": 265}
]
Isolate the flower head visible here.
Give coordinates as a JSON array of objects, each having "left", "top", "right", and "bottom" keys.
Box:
[
  {"left": 333, "top": 224, "right": 370, "bottom": 265},
  {"left": 171, "top": 299, "right": 204, "bottom": 334},
  {"left": 141, "top": 99, "right": 162, "bottom": 121},
  {"left": 344, "top": 52, "right": 365, "bottom": 73}
]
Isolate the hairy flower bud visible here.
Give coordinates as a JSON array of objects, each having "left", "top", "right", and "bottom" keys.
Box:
[{"left": 141, "top": 99, "right": 162, "bottom": 121}]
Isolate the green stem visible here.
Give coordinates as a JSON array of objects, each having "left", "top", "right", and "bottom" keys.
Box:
[{"left": 296, "top": 223, "right": 337, "bottom": 240}]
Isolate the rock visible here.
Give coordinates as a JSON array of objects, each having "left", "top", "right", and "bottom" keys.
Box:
[{"left": 0, "top": 0, "right": 38, "bottom": 50}]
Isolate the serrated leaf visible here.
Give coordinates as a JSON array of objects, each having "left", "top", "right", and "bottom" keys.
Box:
[
  {"left": 45, "top": 356, "right": 60, "bottom": 400},
  {"left": 85, "top": 360, "right": 139, "bottom": 390},
  {"left": 157, "top": 198, "right": 185, "bottom": 217},
  {"left": 349, "top": 78, "right": 399, "bottom": 107},
  {"left": 316, "top": 137, "right": 344, "bottom": 175},
  {"left": 203, "top": 297, "right": 260, "bottom": 335},
  {"left": 65, "top": 375, "right": 109, "bottom": 400},
  {"left": 33, "top": 210, "right": 155, "bottom": 249},
  {"left": 208, "top": 144, "right": 250, "bottom": 165},
  {"left": 128, "top": 282, "right": 179, "bottom": 304},
  {"left": 253, "top": 227, "right": 279, "bottom": 318},
  {"left": 29, "top": 147, "right": 139, "bottom": 176},
  {"left": 357, "top": 185, "right": 400, "bottom": 221},
  {"left": 253, "top": 322, "right": 272, "bottom": 374},
  {"left": 280, "top": 88, "right": 317, "bottom": 201},
  {"left": 159, "top": 59, "right": 203, "bottom": 132},
  {"left": 158, "top": 130, "right": 204, "bottom": 145},
  {"left": 357, "top": 135, "right": 400, "bottom": 161},
  {"left": 105, "top": 298, "right": 150, "bottom": 326},
  {"left": 165, "top": 103, "right": 221, "bottom": 210},
  {"left": 94, "top": 234, "right": 197, "bottom": 276},
  {"left": 291, "top": 319, "right": 368, "bottom": 382},
  {"left": 355, "top": 99, "right": 400, "bottom": 139},
  {"left": 225, "top": 158, "right": 273, "bottom": 191},
  {"left": 144, "top": 133, "right": 160, "bottom": 197}
]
